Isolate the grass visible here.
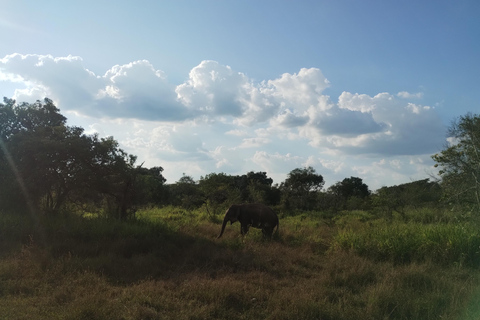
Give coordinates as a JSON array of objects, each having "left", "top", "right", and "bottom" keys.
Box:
[
  {"left": 1, "top": 207, "right": 480, "bottom": 319},
  {"left": 332, "top": 218, "right": 480, "bottom": 266}
]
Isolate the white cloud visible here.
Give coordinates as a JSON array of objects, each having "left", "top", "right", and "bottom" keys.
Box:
[
  {"left": 239, "top": 137, "right": 271, "bottom": 149},
  {"left": 0, "top": 54, "right": 186, "bottom": 121},
  {"left": 390, "top": 159, "right": 402, "bottom": 170},
  {"left": 351, "top": 155, "right": 437, "bottom": 189},
  {"left": 175, "top": 60, "right": 248, "bottom": 117},
  {"left": 330, "top": 91, "right": 445, "bottom": 155},
  {"left": 319, "top": 159, "right": 345, "bottom": 174},
  {"left": 338, "top": 91, "right": 379, "bottom": 113},
  {"left": 0, "top": 53, "right": 446, "bottom": 189},
  {"left": 226, "top": 129, "right": 248, "bottom": 136},
  {"left": 252, "top": 151, "right": 303, "bottom": 174},
  {"left": 267, "top": 68, "right": 330, "bottom": 108},
  {"left": 271, "top": 109, "right": 309, "bottom": 128},
  {"left": 397, "top": 91, "right": 424, "bottom": 99},
  {"left": 307, "top": 103, "right": 385, "bottom": 136},
  {"left": 93, "top": 60, "right": 186, "bottom": 120},
  {"left": 211, "top": 146, "right": 245, "bottom": 171}
]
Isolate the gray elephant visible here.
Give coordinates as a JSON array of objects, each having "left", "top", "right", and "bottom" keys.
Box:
[{"left": 217, "top": 203, "right": 279, "bottom": 239}]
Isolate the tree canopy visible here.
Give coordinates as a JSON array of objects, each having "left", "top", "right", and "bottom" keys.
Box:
[
  {"left": 329, "top": 177, "right": 370, "bottom": 200},
  {"left": 280, "top": 167, "right": 324, "bottom": 211},
  {"left": 433, "top": 113, "right": 480, "bottom": 211},
  {"left": 0, "top": 98, "right": 165, "bottom": 217}
]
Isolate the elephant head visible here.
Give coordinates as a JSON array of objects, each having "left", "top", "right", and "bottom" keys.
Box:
[
  {"left": 217, "top": 205, "right": 240, "bottom": 239},
  {"left": 217, "top": 203, "right": 279, "bottom": 239}
]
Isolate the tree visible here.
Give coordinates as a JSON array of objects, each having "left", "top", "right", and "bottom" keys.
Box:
[
  {"left": 374, "top": 179, "right": 442, "bottom": 220},
  {"left": 0, "top": 98, "right": 73, "bottom": 213},
  {"left": 331, "top": 177, "right": 370, "bottom": 199},
  {"left": 281, "top": 167, "right": 324, "bottom": 211},
  {"left": 194, "top": 171, "right": 280, "bottom": 213},
  {"left": 0, "top": 97, "right": 67, "bottom": 141},
  {"left": 168, "top": 174, "right": 203, "bottom": 209},
  {"left": 283, "top": 167, "right": 324, "bottom": 192},
  {"left": 432, "top": 113, "right": 480, "bottom": 211},
  {"left": 134, "top": 166, "right": 167, "bottom": 206},
  {"left": 328, "top": 177, "right": 370, "bottom": 210},
  {"left": 233, "top": 171, "right": 275, "bottom": 204},
  {"left": 0, "top": 98, "right": 144, "bottom": 218},
  {"left": 198, "top": 173, "right": 239, "bottom": 214}
]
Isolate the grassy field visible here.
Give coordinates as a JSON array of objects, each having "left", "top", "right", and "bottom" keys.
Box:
[{"left": 1, "top": 206, "right": 480, "bottom": 319}]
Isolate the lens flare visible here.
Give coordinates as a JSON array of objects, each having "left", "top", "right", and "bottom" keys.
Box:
[{"left": 0, "top": 138, "right": 46, "bottom": 246}]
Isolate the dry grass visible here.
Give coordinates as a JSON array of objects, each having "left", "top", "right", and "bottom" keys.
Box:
[{"left": 1, "top": 208, "right": 480, "bottom": 319}]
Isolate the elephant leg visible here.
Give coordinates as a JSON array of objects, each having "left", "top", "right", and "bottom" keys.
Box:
[
  {"left": 241, "top": 223, "right": 249, "bottom": 236},
  {"left": 261, "top": 228, "right": 267, "bottom": 237},
  {"left": 262, "top": 227, "right": 274, "bottom": 238}
]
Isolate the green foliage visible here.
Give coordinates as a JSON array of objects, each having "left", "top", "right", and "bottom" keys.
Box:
[
  {"left": 196, "top": 171, "right": 279, "bottom": 215},
  {"left": 332, "top": 220, "right": 480, "bottom": 266},
  {"left": 329, "top": 176, "right": 370, "bottom": 199},
  {"left": 0, "top": 97, "right": 67, "bottom": 141},
  {"left": 327, "top": 177, "right": 371, "bottom": 211},
  {"left": 199, "top": 172, "right": 241, "bottom": 215},
  {"left": 282, "top": 166, "right": 325, "bottom": 192},
  {"left": 133, "top": 166, "right": 168, "bottom": 206},
  {"left": 167, "top": 174, "right": 204, "bottom": 209},
  {"left": 433, "top": 113, "right": 480, "bottom": 211},
  {"left": 281, "top": 167, "right": 324, "bottom": 211},
  {"left": 234, "top": 171, "right": 276, "bottom": 204},
  {"left": 0, "top": 98, "right": 166, "bottom": 218},
  {"left": 373, "top": 179, "right": 442, "bottom": 219},
  {"left": 332, "top": 210, "right": 375, "bottom": 227}
]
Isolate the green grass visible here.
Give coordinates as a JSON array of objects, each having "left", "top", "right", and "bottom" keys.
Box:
[
  {"left": 332, "top": 221, "right": 480, "bottom": 266},
  {"left": 1, "top": 208, "right": 480, "bottom": 319}
]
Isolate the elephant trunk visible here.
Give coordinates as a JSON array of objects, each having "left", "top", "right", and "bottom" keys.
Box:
[{"left": 217, "top": 216, "right": 229, "bottom": 239}]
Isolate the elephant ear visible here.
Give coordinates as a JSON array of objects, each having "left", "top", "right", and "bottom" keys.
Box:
[{"left": 234, "top": 206, "right": 242, "bottom": 218}]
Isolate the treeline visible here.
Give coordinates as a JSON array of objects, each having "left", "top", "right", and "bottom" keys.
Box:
[
  {"left": 1, "top": 98, "right": 478, "bottom": 218},
  {"left": 168, "top": 172, "right": 442, "bottom": 217}
]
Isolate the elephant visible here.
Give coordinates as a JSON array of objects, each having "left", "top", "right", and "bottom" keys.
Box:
[{"left": 217, "top": 203, "right": 279, "bottom": 239}]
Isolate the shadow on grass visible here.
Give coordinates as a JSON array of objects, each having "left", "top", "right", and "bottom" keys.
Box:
[{"left": 2, "top": 213, "right": 282, "bottom": 285}]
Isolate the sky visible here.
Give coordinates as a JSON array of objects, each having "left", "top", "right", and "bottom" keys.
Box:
[{"left": 1, "top": 0, "right": 479, "bottom": 190}]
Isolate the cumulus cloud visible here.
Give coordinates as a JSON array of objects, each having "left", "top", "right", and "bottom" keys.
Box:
[
  {"left": 323, "top": 91, "right": 446, "bottom": 155},
  {"left": 0, "top": 54, "right": 100, "bottom": 104},
  {"left": 307, "top": 104, "right": 385, "bottom": 136},
  {"left": 0, "top": 54, "right": 186, "bottom": 121},
  {"left": 266, "top": 68, "right": 330, "bottom": 108},
  {"left": 0, "top": 53, "right": 445, "bottom": 165},
  {"left": 271, "top": 109, "right": 309, "bottom": 128},
  {"left": 95, "top": 60, "right": 186, "bottom": 120},
  {"left": 175, "top": 60, "right": 248, "bottom": 117},
  {"left": 175, "top": 60, "right": 292, "bottom": 126}
]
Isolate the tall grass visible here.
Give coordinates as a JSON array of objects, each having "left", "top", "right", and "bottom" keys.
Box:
[
  {"left": 332, "top": 221, "right": 480, "bottom": 266},
  {"left": 1, "top": 207, "right": 480, "bottom": 319}
]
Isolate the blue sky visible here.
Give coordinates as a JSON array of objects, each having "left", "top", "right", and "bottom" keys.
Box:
[{"left": 1, "top": 0, "right": 479, "bottom": 189}]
